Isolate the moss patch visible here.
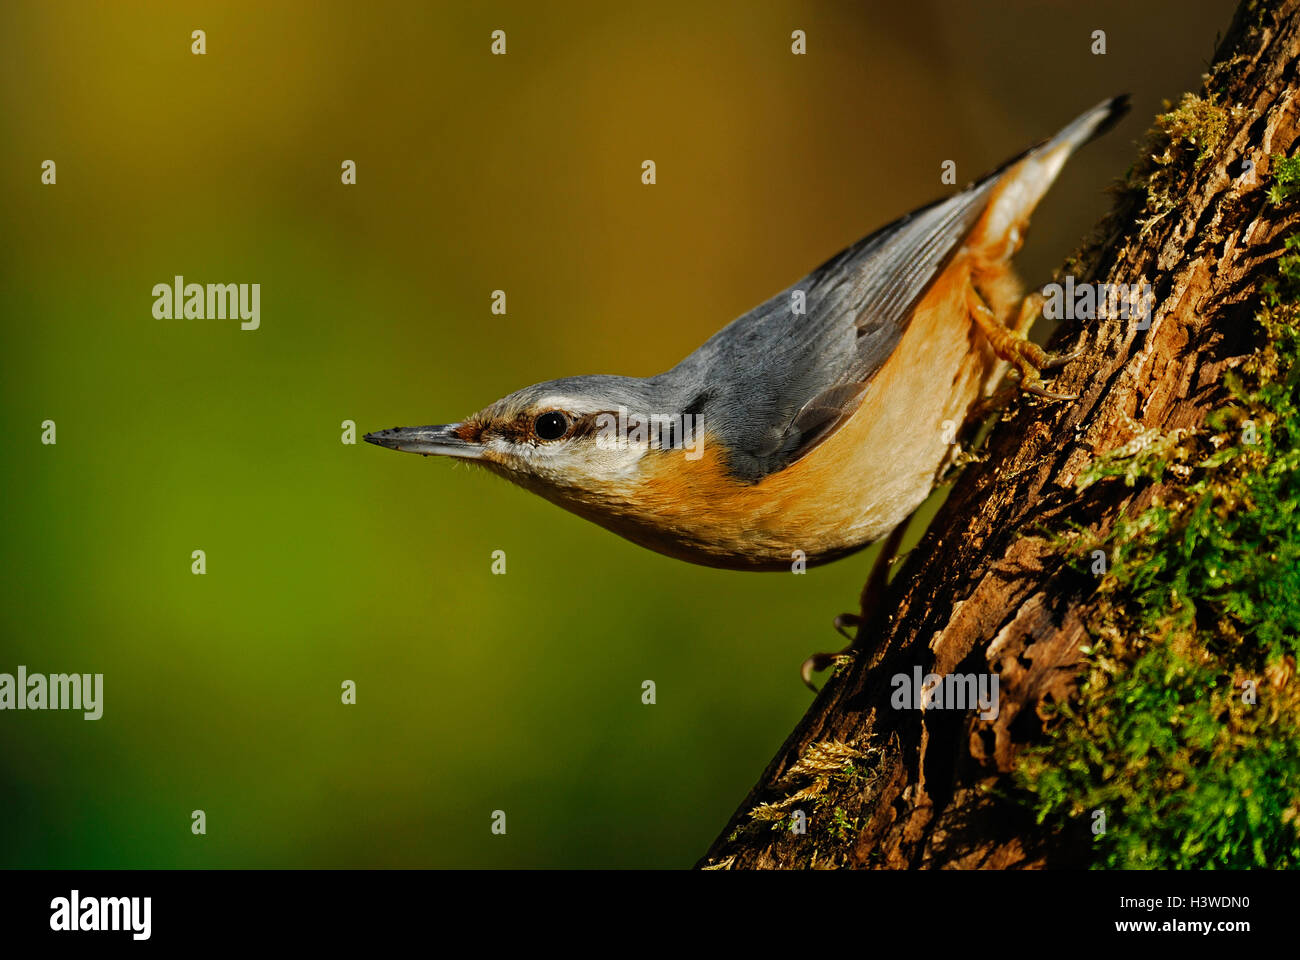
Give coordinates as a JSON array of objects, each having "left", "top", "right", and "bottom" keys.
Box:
[
  {"left": 1127, "top": 93, "right": 1248, "bottom": 229},
  {"left": 1268, "top": 154, "right": 1300, "bottom": 205},
  {"left": 727, "top": 738, "right": 882, "bottom": 852},
  {"left": 1016, "top": 158, "right": 1300, "bottom": 868}
]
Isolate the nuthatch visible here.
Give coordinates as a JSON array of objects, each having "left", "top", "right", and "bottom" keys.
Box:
[{"left": 367, "top": 98, "right": 1128, "bottom": 575}]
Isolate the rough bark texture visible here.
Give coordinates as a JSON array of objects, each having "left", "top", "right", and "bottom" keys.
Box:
[{"left": 699, "top": 0, "right": 1300, "bottom": 870}]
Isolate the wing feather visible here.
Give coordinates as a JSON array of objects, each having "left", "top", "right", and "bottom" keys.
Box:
[
  {"left": 659, "top": 97, "right": 1127, "bottom": 483},
  {"left": 661, "top": 179, "right": 999, "bottom": 481}
]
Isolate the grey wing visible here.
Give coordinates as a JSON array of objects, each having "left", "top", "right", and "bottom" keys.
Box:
[{"left": 662, "top": 176, "right": 1002, "bottom": 483}]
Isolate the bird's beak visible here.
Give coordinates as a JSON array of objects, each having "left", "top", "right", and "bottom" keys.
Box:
[{"left": 363, "top": 423, "right": 485, "bottom": 459}]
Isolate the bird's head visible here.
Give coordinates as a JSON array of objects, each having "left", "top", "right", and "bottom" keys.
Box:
[{"left": 364, "top": 375, "right": 709, "bottom": 504}]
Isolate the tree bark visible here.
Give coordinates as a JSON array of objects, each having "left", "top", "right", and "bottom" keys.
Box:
[{"left": 699, "top": 0, "right": 1300, "bottom": 870}]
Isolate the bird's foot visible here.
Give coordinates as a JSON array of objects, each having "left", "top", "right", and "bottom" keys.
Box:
[
  {"left": 832, "top": 612, "right": 860, "bottom": 642},
  {"left": 800, "top": 613, "right": 863, "bottom": 686},
  {"left": 801, "top": 643, "right": 854, "bottom": 693},
  {"left": 800, "top": 612, "right": 861, "bottom": 691},
  {"left": 968, "top": 285, "right": 1078, "bottom": 401}
]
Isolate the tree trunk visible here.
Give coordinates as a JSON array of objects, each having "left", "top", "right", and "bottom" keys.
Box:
[{"left": 699, "top": 0, "right": 1300, "bottom": 870}]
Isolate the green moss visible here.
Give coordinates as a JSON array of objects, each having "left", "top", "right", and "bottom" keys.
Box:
[
  {"left": 732, "top": 740, "right": 876, "bottom": 836},
  {"left": 1016, "top": 159, "right": 1300, "bottom": 868},
  {"left": 1267, "top": 155, "right": 1300, "bottom": 205},
  {"left": 1129, "top": 93, "right": 1246, "bottom": 228},
  {"left": 1155, "top": 94, "right": 1237, "bottom": 162},
  {"left": 1275, "top": 234, "right": 1300, "bottom": 302},
  {"left": 827, "top": 806, "right": 857, "bottom": 842},
  {"left": 1073, "top": 427, "right": 1194, "bottom": 492}
]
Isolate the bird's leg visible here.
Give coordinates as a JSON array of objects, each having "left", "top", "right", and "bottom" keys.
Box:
[
  {"left": 801, "top": 519, "right": 910, "bottom": 692},
  {"left": 967, "top": 284, "right": 1078, "bottom": 400}
]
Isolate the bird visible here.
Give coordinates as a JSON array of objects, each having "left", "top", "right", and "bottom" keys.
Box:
[{"left": 367, "top": 97, "right": 1128, "bottom": 580}]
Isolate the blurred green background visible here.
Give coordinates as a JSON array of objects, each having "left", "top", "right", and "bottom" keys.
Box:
[{"left": 0, "top": 0, "right": 1234, "bottom": 867}]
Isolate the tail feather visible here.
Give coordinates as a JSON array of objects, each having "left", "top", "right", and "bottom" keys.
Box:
[
  {"left": 969, "top": 95, "right": 1130, "bottom": 258},
  {"left": 1051, "top": 94, "right": 1131, "bottom": 152}
]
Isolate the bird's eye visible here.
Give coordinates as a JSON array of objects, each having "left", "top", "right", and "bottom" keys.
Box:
[{"left": 533, "top": 411, "right": 570, "bottom": 441}]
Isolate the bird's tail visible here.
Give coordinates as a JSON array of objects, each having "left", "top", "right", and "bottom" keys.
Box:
[{"left": 967, "top": 95, "right": 1130, "bottom": 258}]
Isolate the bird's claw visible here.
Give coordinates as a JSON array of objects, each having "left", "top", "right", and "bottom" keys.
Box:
[
  {"left": 833, "top": 612, "right": 861, "bottom": 642},
  {"left": 1039, "top": 346, "right": 1083, "bottom": 370},
  {"left": 800, "top": 650, "right": 850, "bottom": 693},
  {"left": 1019, "top": 374, "right": 1078, "bottom": 401}
]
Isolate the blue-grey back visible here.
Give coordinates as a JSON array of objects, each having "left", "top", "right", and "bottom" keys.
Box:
[{"left": 651, "top": 178, "right": 1001, "bottom": 482}]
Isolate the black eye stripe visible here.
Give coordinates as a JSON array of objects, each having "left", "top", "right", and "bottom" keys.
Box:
[{"left": 533, "top": 411, "right": 570, "bottom": 441}]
